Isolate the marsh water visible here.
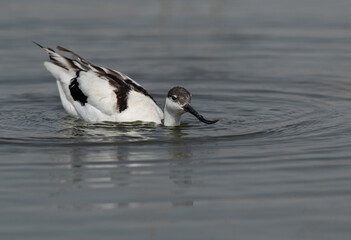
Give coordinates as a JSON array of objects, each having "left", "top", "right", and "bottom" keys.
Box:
[{"left": 1, "top": 0, "right": 351, "bottom": 239}]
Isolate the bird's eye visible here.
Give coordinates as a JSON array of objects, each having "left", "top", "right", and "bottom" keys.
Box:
[{"left": 171, "top": 95, "right": 177, "bottom": 101}]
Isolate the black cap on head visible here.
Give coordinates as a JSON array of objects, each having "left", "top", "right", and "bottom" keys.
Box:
[{"left": 167, "top": 86, "right": 191, "bottom": 106}]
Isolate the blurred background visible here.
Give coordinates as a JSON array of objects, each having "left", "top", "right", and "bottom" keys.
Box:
[{"left": 1, "top": 0, "right": 351, "bottom": 239}]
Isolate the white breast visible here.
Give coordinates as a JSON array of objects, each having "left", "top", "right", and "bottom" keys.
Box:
[{"left": 116, "top": 91, "right": 163, "bottom": 124}]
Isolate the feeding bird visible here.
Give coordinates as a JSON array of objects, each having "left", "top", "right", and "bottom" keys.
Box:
[{"left": 34, "top": 42, "right": 218, "bottom": 126}]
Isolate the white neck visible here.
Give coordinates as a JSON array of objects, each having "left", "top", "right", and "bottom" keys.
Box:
[
  {"left": 163, "top": 98, "right": 183, "bottom": 126},
  {"left": 163, "top": 108, "right": 182, "bottom": 126}
]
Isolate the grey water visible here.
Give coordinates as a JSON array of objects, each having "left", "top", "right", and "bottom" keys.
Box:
[{"left": 1, "top": 0, "right": 351, "bottom": 239}]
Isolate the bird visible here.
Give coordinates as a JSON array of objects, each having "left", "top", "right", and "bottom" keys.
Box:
[{"left": 33, "top": 42, "right": 219, "bottom": 126}]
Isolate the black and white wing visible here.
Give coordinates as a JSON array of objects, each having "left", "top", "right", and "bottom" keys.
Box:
[{"left": 34, "top": 42, "right": 163, "bottom": 123}]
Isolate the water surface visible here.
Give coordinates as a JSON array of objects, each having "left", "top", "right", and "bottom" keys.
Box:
[{"left": 1, "top": 0, "right": 351, "bottom": 239}]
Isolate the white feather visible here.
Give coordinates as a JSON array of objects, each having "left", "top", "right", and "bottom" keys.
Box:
[
  {"left": 56, "top": 81, "right": 79, "bottom": 117},
  {"left": 117, "top": 91, "right": 163, "bottom": 123},
  {"left": 76, "top": 71, "right": 117, "bottom": 116}
]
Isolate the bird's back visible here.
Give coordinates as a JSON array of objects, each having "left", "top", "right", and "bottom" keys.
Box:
[{"left": 35, "top": 42, "right": 163, "bottom": 123}]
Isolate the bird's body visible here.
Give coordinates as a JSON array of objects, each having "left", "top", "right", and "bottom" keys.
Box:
[{"left": 35, "top": 42, "right": 218, "bottom": 126}]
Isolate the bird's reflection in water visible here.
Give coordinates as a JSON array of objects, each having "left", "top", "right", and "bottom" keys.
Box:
[
  {"left": 58, "top": 116, "right": 159, "bottom": 142},
  {"left": 166, "top": 126, "right": 194, "bottom": 207},
  {"left": 52, "top": 119, "right": 197, "bottom": 209},
  {"left": 56, "top": 145, "right": 133, "bottom": 188}
]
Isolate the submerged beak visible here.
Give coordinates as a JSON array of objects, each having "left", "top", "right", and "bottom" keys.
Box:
[{"left": 183, "top": 104, "right": 219, "bottom": 124}]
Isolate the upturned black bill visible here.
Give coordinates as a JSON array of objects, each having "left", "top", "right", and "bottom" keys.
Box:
[{"left": 183, "top": 104, "right": 219, "bottom": 124}]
